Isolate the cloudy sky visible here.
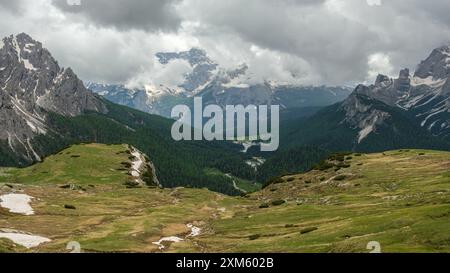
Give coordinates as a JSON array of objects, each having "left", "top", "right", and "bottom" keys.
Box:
[{"left": 1, "top": 0, "right": 450, "bottom": 87}]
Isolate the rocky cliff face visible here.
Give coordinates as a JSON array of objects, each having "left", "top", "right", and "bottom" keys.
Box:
[
  {"left": 342, "top": 45, "right": 450, "bottom": 141},
  {"left": 0, "top": 33, "right": 107, "bottom": 161},
  {"left": 287, "top": 44, "right": 450, "bottom": 153}
]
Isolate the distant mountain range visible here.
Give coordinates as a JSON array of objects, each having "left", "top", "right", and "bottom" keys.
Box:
[
  {"left": 88, "top": 48, "right": 352, "bottom": 117},
  {"left": 281, "top": 44, "right": 450, "bottom": 153}
]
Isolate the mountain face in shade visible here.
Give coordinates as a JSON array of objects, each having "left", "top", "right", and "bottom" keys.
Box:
[
  {"left": 351, "top": 45, "right": 450, "bottom": 139},
  {"left": 0, "top": 33, "right": 106, "bottom": 161},
  {"left": 282, "top": 45, "right": 450, "bottom": 152}
]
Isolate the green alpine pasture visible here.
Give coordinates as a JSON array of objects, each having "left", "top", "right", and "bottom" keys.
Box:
[{"left": 0, "top": 145, "right": 448, "bottom": 253}]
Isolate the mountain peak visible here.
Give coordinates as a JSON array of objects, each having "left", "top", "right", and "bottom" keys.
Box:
[
  {"left": 414, "top": 45, "right": 450, "bottom": 80},
  {"left": 156, "top": 47, "right": 216, "bottom": 67},
  {"left": 338, "top": 44, "right": 450, "bottom": 147},
  {"left": 437, "top": 44, "right": 450, "bottom": 55},
  {"left": 374, "top": 74, "right": 391, "bottom": 86},
  {"left": 395, "top": 68, "right": 411, "bottom": 92},
  {"left": 2, "top": 33, "right": 41, "bottom": 51},
  {"left": 15, "top": 32, "right": 36, "bottom": 44},
  {"left": 155, "top": 48, "right": 219, "bottom": 93},
  {"left": 187, "top": 47, "right": 208, "bottom": 57},
  {"left": 0, "top": 33, "right": 107, "bottom": 161}
]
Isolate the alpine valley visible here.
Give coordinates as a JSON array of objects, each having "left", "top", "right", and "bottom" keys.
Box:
[{"left": 0, "top": 34, "right": 449, "bottom": 253}]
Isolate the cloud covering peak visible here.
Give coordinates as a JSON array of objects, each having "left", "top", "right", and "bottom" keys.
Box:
[{"left": 1, "top": 0, "right": 449, "bottom": 87}]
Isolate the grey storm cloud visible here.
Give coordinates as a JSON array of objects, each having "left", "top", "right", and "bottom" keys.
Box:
[
  {"left": 178, "top": 0, "right": 450, "bottom": 84},
  {"left": 51, "top": 0, "right": 182, "bottom": 32},
  {"left": 1, "top": 0, "right": 450, "bottom": 86},
  {"left": 177, "top": 0, "right": 376, "bottom": 83},
  {"left": 0, "top": 0, "right": 25, "bottom": 13}
]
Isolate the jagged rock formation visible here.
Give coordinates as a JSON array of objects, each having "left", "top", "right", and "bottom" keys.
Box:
[
  {"left": 346, "top": 45, "right": 450, "bottom": 141},
  {"left": 283, "top": 45, "right": 450, "bottom": 152},
  {"left": 0, "top": 33, "right": 107, "bottom": 162}
]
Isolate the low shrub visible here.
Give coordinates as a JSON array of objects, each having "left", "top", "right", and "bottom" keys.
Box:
[
  {"left": 334, "top": 175, "right": 347, "bottom": 181},
  {"left": 124, "top": 180, "right": 141, "bottom": 189},
  {"left": 300, "top": 227, "right": 318, "bottom": 234},
  {"left": 314, "top": 161, "right": 334, "bottom": 171},
  {"left": 262, "top": 177, "right": 285, "bottom": 189},
  {"left": 271, "top": 200, "right": 286, "bottom": 206},
  {"left": 121, "top": 162, "right": 132, "bottom": 168},
  {"left": 249, "top": 234, "right": 261, "bottom": 241},
  {"left": 64, "top": 205, "right": 76, "bottom": 210}
]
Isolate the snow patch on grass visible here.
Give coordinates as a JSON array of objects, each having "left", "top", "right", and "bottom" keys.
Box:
[
  {"left": 187, "top": 224, "right": 202, "bottom": 238},
  {"left": 152, "top": 236, "right": 184, "bottom": 250},
  {"left": 0, "top": 229, "right": 50, "bottom": 248},
  {"left": 152, "top": 223, "right": 202, "bottom": 250},
  {"left": 0, "top": 193, "right": 35, "bottom": 215},
  {"left": 129, "top": 147, "right": 146, "bottom": 184}
]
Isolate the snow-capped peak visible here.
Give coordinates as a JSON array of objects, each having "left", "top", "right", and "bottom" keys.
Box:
[
  {"left": 156, "top": 48, "right": 217, "bottom": 67},
  {"left": 154, "top": 48, "right": 219, "bottom": 94}
]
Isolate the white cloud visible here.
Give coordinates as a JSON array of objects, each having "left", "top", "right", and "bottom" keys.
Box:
[
  {"left": 127, "top": 58, "right": 192, "bottom": 89},
  {"left": 367, "top": 53, "right": 394, "bottom": 82},
  {"left": 241, "top": 45, "right": 320, "bottom": 85}
]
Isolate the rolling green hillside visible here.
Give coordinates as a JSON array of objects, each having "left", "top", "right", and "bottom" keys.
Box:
[
  {"left": 282, "top": 95, "right": 450, "bottom": 153},
  {"left": 0, "top": 99, "right": 256, "bottom": 195},
  {"left": 255, "top": 94, "right": 450, "bottom": 184},
  {"left": 0, "top": 144, "right": 449, "bottom": 253}
]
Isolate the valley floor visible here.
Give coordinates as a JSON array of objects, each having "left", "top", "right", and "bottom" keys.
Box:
[{"left": 0, "top": 144, "right": 449, "bottom": 253}]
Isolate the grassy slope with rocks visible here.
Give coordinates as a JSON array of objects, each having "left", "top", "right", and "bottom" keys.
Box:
[{"left": 0, "top": 145, "right": 448, "bottom": 253}]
